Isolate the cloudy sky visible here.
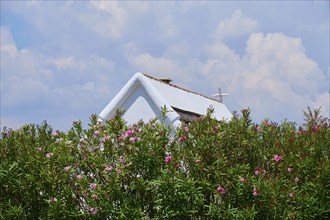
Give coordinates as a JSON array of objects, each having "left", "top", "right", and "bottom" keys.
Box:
[{"left": 1, "top": 1, "right": 329, "bottom": 131}]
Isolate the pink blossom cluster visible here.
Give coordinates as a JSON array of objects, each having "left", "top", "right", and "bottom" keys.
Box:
[
  {"left": 274, "top": 155, "right": 283, "bottom": 161},
  {"left": 104, "top": 165, "right": 113, "bottom": 171},
  {"left": 89, "top": 207, "right": 98, "bottom": 215},
  {"left": 94, "top": 130, "right": 101, "bottom": 136},
  {"left": 55, "top": 138, "right": 63, "bottom": 144},
  {"left": 129, "top": 136, "right": 137, "bottom": 143},
  {"left": 46, "top": 153, "right": 53, "bottom": 159},
  {"left": 165, "top": 155, "right": 172, "bottom": 163},
  {"left": 89, "top": 183, "right": 97, "bottom": 190},
  {"left": 100, "top": 136, "right": 110, "bottom": 143},
  {"left": 217, "top": 185, "right": 225, "bottom": 194},
  {"left": 213, "top": 126, "right": 219, "bottom": 134},
  {"left": 254, "top": 167, "right": 267, "bottom": 175},
  {"left": 253, "top": 187, "right": 259, "bottom": 196},
  {"left": 52, "top": 130, "right": 60, "bottom": 137},
  {"left": 178, "top": 135, "right": 187, "bottom": 142},
  {"left": 48, "top": 197, "right": 57, "bottom": 203},
  {"left": 64, "top": 166, "right": 71, "bottom": 171},
  {"left": 118, "top": 156, "right": 125, "bottom": 164},
  {"left": 76, "top": 174, "right": 83, "bottom": 179},
  {"left": 123, "top": 128, "right": 133, "bottom": 139}
]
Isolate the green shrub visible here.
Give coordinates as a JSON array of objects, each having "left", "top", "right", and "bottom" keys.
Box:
[{"left": 1, "top": 108, "right": 329, "bottom": 219}]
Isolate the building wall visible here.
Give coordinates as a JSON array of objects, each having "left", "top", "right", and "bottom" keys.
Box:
[{"left": 120, "top": 85, "right": 160, "bottom": 124}]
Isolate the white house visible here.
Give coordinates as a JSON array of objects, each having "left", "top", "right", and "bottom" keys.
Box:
[{"left": 98, "top": 72, "right": 232, "bottom": 129}]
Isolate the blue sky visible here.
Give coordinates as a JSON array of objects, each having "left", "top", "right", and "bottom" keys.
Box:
[{"left": 1, "top": 1, "right": 329, "bottom": 131}]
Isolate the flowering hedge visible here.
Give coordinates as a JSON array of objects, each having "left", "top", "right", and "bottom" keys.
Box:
[{"left": 1, "top": 109, "right": 329, "bottom": 219}]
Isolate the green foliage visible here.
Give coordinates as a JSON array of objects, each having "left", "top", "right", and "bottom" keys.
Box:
[{"left": 1, "top": 108, "right": 329, "bottom": 219}]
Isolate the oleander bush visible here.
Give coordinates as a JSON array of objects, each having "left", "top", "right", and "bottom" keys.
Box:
[{"left": 1, "top": 108, "right": 329, "bottom": 219}]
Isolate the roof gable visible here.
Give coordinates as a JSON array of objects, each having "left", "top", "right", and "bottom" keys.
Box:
[{"left": 98, "top": 72, "right": 232, "bottom": 128}]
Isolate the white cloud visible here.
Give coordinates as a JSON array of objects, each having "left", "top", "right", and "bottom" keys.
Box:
[
  {"left": 0, "top": 27, "right": 17, "bottom": 57},
  {"left": 129, "top": 53, "right": 180, "bottom": 76},
  {"left": 87, "top": 1, "right": 149, "bottom": 39},
  {"left": 0, "top": 27, "right": 15, "bottom": 45},
  {"left": 214, "top": 9, "right": 258, "bottom": 41},
  {"left": 52, "top": 57, "right": 75, "bottom": 69},
  {"left": 202, "top": 32, "right": 329, "bottom": 122},
  {"left": 1, "top": 27, "right": 117, "bottom": 129},
  {"left": 88, "top": 1, "right": 127, "bottom": 39}
]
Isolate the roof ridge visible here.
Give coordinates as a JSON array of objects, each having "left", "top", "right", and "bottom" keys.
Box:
[{"left": 142, "top": 73, "right": 223, "bottom": 103}]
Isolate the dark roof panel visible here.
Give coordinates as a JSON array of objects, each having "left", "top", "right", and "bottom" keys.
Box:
[{"left": 172, "top": 106, "right": 201, "bottom": 123}]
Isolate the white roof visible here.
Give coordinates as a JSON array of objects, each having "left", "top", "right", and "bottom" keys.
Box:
[{"left": 99, "top": 72, "right": 232, "bottom": 127}]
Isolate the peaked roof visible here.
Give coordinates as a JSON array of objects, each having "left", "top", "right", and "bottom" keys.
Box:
[{"left": 98, "top": 72, "right": 232, "bottom": 128}]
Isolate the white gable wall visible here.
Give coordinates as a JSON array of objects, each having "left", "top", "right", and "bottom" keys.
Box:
[
  {"left": 120, "top": 85, "right": 159, "bottom": 125},
  {"left": 99, "top": 73, "right": 181, "bottom": 128}
]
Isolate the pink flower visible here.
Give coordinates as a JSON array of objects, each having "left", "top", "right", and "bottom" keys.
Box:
[
  {"left": 294, "top": 177, "right": 299, "bottom": 183},
  {"left": 255, "top": 170, "right": 259, "bottom": 175},
  {"left": 287, "top": 167, "right": 292, "bottom": 172},
  {"left": 217, "top": 186, "right": 225, "bottom": 194},
  {"left": 118, "top": 156, "right": 125, "bottom": 164},
  {"left": 165, "top": 155, "right": 172, "bottom": 163},
  {"left": 195, "top": 159, "right": 201, "bottom": 164},
  {"left": 55, "top": 138, "right": 63, "bottom": 144},
  {"left": 178, "top": 136, "right": 187, "bottom": 142},
  {"left": 76, "top": 174, "right": 83, "bottom": 179},
  {"left": 274, "top": 155, "right": 283, "bottom": 161},
  {"left": 100, "top": 136, "right": 110, "bottom": 143},
  {"left": 240, "top": 177, "right": 246, "bottom": 182},
  {"left": 94, "top": 131, "right": 100, "bottom": 136},
  {"left": 185, "top": 127, "right": 189, "bottom": 133},
  {"left": 46, "top": 153, "right": 53, "bottom": 159},
  {"left": 104, "top": 165, "right": 113, "bottom": 171},
  {"left": 253, "top": 187, "right": 259, "bottom": 196},
  {"left": 124, "top": 128, "right": 133, "bottom": 138},
  {"left": 48, "top": 197, "right": 57, "bottom": 203},
  {"left": 89, "top": 183, "right": 97, "bottom": 189},
  {"left": 64, "top": 166, "right": 71, "bottom": 171},
  {"left": 89, "top": 207, "right": 98, "bottom": 215},
  {"left": 262, "top": 169, "right": 267, "bottom": 174},
  {"left": 289, "top": 192, "right": 294, "bottom": 198},
  {"left": 52, "top": 130, "right": 60, "bottom": 137},
  {"left": 129, "top": 136, "right": 137, "bottom": 143}
]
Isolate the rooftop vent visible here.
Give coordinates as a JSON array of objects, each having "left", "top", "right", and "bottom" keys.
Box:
[{"left": 158, "top": 77, "right": 173, "bottom": 84}]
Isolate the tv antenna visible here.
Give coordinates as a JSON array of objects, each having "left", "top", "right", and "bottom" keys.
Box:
[{"left": 212, "top": 87, "right": 229, "bottom": 103}]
